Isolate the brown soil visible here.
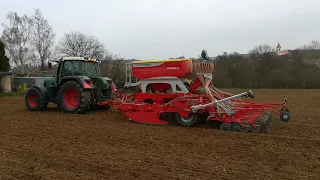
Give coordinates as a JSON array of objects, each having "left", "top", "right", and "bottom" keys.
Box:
[{"left": 0, "top": 89, "right": 319, "bottom": 180}]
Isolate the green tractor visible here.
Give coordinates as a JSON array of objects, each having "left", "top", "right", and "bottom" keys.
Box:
[{"left": 24, "top": 57, "right": 115, "bottom": 113}]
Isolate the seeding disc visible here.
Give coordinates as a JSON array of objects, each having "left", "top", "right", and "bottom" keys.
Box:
[
  {"left": 250, "top": 125, "right": 262, "bottom": 133},
  {"left": 240, "top": 122, "right": 251, "bottom": 133},
  {"left": 251, "top": 120, "right": 262, "bottom": 133},
  {"left": 264, "top": 116, "right": 273, "bottom": 132}
]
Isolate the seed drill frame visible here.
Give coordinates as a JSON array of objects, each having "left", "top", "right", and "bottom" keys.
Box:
[{"left": 100, "top": 59, "right": 290, "bottom": 133}]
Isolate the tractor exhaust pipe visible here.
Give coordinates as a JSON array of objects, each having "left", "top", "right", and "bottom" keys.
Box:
[{"left": 190, "top": 90, "right": 254, "bottom": 113}]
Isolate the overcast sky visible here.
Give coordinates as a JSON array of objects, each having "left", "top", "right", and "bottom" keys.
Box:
[{"left": 1, "top": 0, "right": 320, "bottom": 59}]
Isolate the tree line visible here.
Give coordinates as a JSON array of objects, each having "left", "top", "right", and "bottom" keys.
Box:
[
  {"left": 1, "top": 9, "right": 320, "bottom": 89},
  {"left": 211, "top": 44, "right": 320, "bottom": 89}
]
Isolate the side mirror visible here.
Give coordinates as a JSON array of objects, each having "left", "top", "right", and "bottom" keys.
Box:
[{"left": 48, "top": 62, "right": 52, "bottom": 68}]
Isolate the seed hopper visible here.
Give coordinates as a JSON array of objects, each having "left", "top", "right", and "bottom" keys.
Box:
[{"left": 100, "top": 58, "right": 290, "bottom": 133}]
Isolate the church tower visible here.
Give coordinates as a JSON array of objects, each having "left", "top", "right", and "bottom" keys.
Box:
[{"left": 276, "top": 42, "right": 281, "bottom": 53}]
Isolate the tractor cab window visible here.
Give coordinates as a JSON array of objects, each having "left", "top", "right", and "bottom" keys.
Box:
[
  {"left": 62, "top": 61, "right": 72, "bottom": 76},
  {"left": 61, "top": 60, "right": 100, "bottom": 78},
  {"left": 62, "top": 61, "right": 84, "bottom": 76},
  {"left": 84, "top": 62, "right": 100, "bottom": 78}
]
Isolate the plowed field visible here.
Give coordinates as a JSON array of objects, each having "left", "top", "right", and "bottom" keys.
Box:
[{"left": 0, "top": 89, "right": 319, "bottom": 180}]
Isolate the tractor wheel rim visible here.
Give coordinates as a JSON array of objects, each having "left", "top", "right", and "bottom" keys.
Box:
[
  {"left": 27, "top": 92, "right": 38, "bottom": 107},
  {"left": 63, "top": 88, "right": 80, "bottom": 109}
]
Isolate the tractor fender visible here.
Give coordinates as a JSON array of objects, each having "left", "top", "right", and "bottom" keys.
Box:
[
  {"left": 59, "top": 76, "right": 94, "bottom": 89},
  {"left": 27, "top": 84, "right": 49, "bottom": 103},
  {"left": 100, "top": 77, "right": 112, "bottom": 90}
]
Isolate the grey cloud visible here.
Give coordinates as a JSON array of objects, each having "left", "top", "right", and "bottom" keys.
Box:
[{"left": 1, "top": 0, "right": 320, "bottom": 59}]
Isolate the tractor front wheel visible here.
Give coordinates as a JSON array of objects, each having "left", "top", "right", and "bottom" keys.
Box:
[
  {"left": 59, "top": 81, "right": 92, "bottom": 114},
  {"left": 175, "top": 113, "right": 201, "bottom": 127},
  {"left": 25, "top": 87, "right": 48, "bottom": 111}
]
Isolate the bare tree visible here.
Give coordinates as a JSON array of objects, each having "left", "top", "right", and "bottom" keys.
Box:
[
  {"left": 309, "top": 40, "right": 320, "bottom": 49},
  {"left": 101, "top": 53, "right": 124, "bottom": 76},
  {"left": 31, "top": 9, "right": 56, "bottom": 70},
  {"left": 1, "top": 11, "right": 34, "bottom": 73},
  {"left": 56, "top": 31, "right": 105, "bottom": 60},
  {"left": 249, "top": 44, "right": 276, "bottom": 57},
  {"left": 248, "top": 44, "right": 277, "bottom": 87},
  {"left": 300, "top": 40, "right": 320, "bottom": 50}
]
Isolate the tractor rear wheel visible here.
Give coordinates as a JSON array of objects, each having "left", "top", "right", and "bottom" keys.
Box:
[
  {"left": 25, "top": 87, "right": 48, "bottom": 111},
  {"left": 175, "top": 113, "right": 201, "bottom": 127},
  {"left": 59, "top": 81, "right": 92, "bottom": 114}
]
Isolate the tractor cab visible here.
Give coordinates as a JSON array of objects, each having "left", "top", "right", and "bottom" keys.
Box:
[{"left": 49, "top": 57, "right": 101, "bottom": 81}]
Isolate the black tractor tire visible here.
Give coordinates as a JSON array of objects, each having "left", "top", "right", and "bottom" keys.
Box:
[
  {"left": 175, "top": 113, "right": 201, "bottom": 127},
  {"left": 58, "top": 81, "right": 92, "bottom": 114},
  {"left": 25, "top": 87, "right": 48, "bottom": 111}
]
